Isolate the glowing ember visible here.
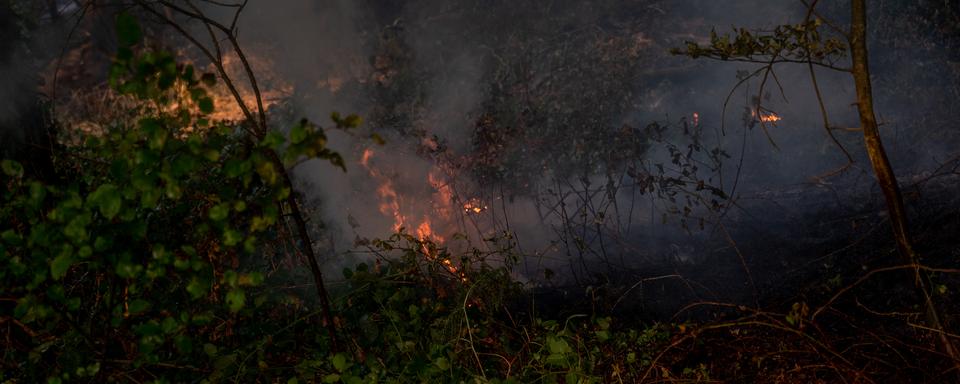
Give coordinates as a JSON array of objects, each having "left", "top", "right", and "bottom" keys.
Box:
[
  {"left": 462, "top": 197, "right": 488, "bottom": 214},
  {"left": 752, "top": 109, "right": 782, "bottom": 123},
  {"left": 760, "top": 113, "right": 781, "bottom": 122},
  {"left": 188, "top": 51, "right": 292, "bottom": 123},
  {"left": 360, "top": 148, "right": 374, "bottom": 168}
]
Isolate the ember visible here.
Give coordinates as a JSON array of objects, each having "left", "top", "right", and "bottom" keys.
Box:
[
  {"left": 752, "top": 109, "right": 782, "bottom": 123},
  {"left": 462, "top": 197, "right": 488, "bottom": 214}
]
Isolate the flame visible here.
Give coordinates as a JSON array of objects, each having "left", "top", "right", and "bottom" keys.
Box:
[
  {"left": 760, "top": 113, "right": 781, "bottom": 122},
  {"left": 376, "top": 180, "right": 405, "bottom": 232},
  {"left": 169, "top": 49, "right": 293, "bottom": 123},
  {"left": 360, "top": 148, "right": 374, "bottom": 168},
  {"left": 415, "top": 217, "right": 443, "bottom": 243},
  {"left": 462, "top": 197, "right": 488, "bottom": 214},
  {"left": 752, "top": 109, "right": 782, "bottom": 123},
  {"left": 359, "top": 148, "right": 464, "bottom": 280}
]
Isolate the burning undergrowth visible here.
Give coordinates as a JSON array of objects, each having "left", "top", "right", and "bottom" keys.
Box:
[
  {"left": 9, "top": 1, "right": 960, "bottom": 381},
  {"left": 33, "top": 0, "right": 960, "bottom": 315}
]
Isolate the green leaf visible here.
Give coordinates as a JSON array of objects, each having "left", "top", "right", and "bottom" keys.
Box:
[
  {"left": 434, "top": 356, "right": 450, "bottom": 370},
  {"left": 208, "top": 203, "right": 230, "bottom": 221},
  {"left": 203, "top": 343, "right": 218, "bottom": 356},
  {"left": 63, "top": 212, "right": 92, "bottom": 243},
  {"left": 223, "top": 228, "right": 242, "bottom": 246},
  {"left": 90, "top": 184, "right": 123, "bottom": 220},
  {"left": 331, "top": 353, "right": 348, "bottom": 371},
  {"left": 198, "top": 97, "right": 215, "bottom": 114},
  {"left": 547, "top": 335, "right": 571, "bottom": 355},
  {"left": 115, "top": 12, "right": 142, "bottom": 47},
  {"left": 161, "top": 317, "right": 179, "bottom": 333},
  {"left": 170, "top": 154, "right": 199, "bottom": 177},
  {"left": 223, "top": 159, "right": 245, "bottom": 178},
  {"left": 200, "top": 73, "right": 217, "bottom": 87},
  {"left": 174, "top": 335, "right": 193, "bottom": 353},
  {"left": 2, "top": 230, "right": 22, "bottom": 245},
  {"left": 343, "top": 114, "right": 363, "bottom": 128},
  {"left": 1, "top": 159, "right": 23, "bottom": 177},
  {"left": 255, "top": 161, "right": 278, "bottom": 185},
  {"left": 128, "top": 299, "right": 151, "bottom": 315},
  {"left": 289, "top": 122, "right": 308, "bottom": 144},
  {"left": 28, "top": 182, "right": 47, "bottom": 206},
  {"left": 226, "top": 289, "right": 246, "bottom": 312},
  {"left": 140, "top": 188, "right": 160, "bottom": 208},
  {"left": 260, "top": 132, "right": 285, "bottom": 150},
  {"left": 50, "top": 253, "right": 74, "bottom": 280},
  {"left": 187, "top": 277, "right": 209, "bottom": 300}
]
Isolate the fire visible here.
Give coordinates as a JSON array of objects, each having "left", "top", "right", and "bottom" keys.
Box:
[
  {"left": 760, "top": 113, "right": 781, "bottom": 122},
  {"left": 462, "top": 197, "right": 487, "bottom": 214},
  {"left": 415, "top": 218, "right": 442, "bottom": 242},
  {"left": 360, "top": 148, "right": 374, "bottom": 168},
  {"left": 359, "top": 148, "right": 464, "bottom": 280},
  {"left": 376, "top": 180, "right": 405, "bottom": 232},
  {"left": 176, "top": 50, "right": 293, "bottom": 123},
  {"left": 752, "top": 109, "right": 782, "bottom": 123}
]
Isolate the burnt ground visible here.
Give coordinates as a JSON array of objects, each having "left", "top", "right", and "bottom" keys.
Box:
[{"left": 515, "top": 173, "right": 960, "bottom": 381}]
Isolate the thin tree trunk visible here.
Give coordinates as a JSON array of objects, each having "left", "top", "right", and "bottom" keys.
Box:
[
  {"left": 850, "top": 0, "right": 958, "bottom": 365},
  {"left": 268, "top": 151, "right": 340, "bottom": 352}
]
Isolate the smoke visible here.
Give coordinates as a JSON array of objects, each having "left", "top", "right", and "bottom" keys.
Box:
[
  {"left": 185, "top": 1, "right": 955, "bottom": 289},
  {"left": 1, "top": 1, "right": 86, "bottom": 155},
  {"left": 24, "top": 0, "right": 955, "bottom": 297}
]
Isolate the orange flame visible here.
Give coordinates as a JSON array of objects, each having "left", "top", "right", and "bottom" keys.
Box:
[
  {"left": 752, "top": 109, "right": 782, "bottom": 123},
  {"left": 359, "top": 148, "right": 464, "bottom": 280},
  {"left": 360, "top": 148, "right": 374, "bottom": 168},
  {"left": 462, "top": 197, "right": 487, "bottom": 214},
  {"left": 760, "top": 113, "right": 781, "bottom": 122}
]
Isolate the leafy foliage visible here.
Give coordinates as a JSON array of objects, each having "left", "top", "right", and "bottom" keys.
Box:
[
  {"left": 298, "top": 233, "right": 684, "bottom": 383},
  {"left": 0, "top": 13, "right": 345, "bottom": 383},
  {"left": 0, "top": 11, "right": 700, "bottom": 384},
  {"left": 671, "top": 20, "right": 847, "bottom": 65}
]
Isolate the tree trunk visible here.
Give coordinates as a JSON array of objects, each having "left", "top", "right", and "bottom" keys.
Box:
[{"left": 850, "top": 0, "right": 959, "bottom": 365}]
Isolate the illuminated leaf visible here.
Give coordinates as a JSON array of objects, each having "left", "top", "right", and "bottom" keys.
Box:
[{"left": 289, "top": 122, "right": 308, "bottom": 144}]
